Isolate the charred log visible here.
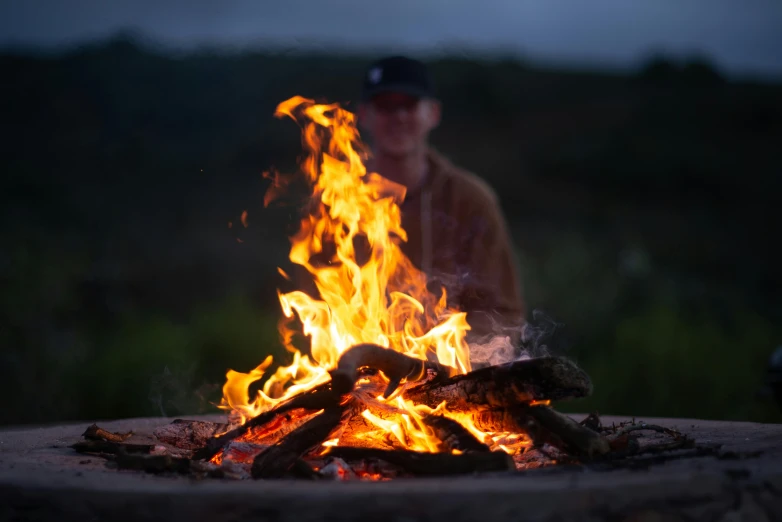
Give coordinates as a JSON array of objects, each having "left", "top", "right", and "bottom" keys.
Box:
[
  {"left": 288, "top": 458, "right": 321, "bottom": 480},
  {"left": 331, "top": 343, "right": 457, "bottom": 397},
  {"left": 527, "top": 405, "right": 610, "bottom": 457},
  {"left": 153, "top": 419, "right": 232, "bottom": 450},
  {"left": 251, "top": 406, "right": 347, "bottom": 479},
  {"left": 421, "top": 414, "right": 490, "bottom": 453},
  {"left": 405, "top": 356, "right": 592, "bottom": 410},
  {"left": 193, "top": 381, "right": 342, "bottom": 461},
  {"left": 322, "top": 447, "right": 515, "bottom": 476},
  {"left": 513, "top": 446, "right": 569, "bottom": 470}
]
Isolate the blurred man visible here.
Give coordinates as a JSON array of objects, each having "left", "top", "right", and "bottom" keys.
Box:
[{"left": 357, "top": 56, "right": 525, "bottom": 341}]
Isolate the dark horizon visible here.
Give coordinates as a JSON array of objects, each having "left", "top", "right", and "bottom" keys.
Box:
[
  {"left": 2, "top": 0, "right": 781, "bottom": 80},
  {"left": 4, "top": 28, "right": 780, "bottom": 87}
]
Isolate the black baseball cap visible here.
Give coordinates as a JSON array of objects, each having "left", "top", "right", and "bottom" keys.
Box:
[{"left": 361, "top": 56, "right": 436, "bottom": 101}]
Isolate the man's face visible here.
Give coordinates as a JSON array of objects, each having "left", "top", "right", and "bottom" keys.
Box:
[{"left": 359, "top": 92, "right": 441, "bottom": 157}]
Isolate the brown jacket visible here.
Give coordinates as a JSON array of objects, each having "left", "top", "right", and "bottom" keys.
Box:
[
  {"left": 397, "top": 149, "right": 525, "bottom": 339},
  {"left": 286, "top": 148, "right": 525, "bottom": 341}
]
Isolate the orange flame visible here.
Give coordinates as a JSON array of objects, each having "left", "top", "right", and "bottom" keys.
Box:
[
  {"left": 362, "top": 398, "right": 533, "bottom": 455},
  {"left": 220, "top": 96, "right": 471, "bottom": 422}
]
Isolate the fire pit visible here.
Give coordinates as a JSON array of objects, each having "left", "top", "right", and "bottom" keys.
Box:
[
  {"left": 3, "top": 97, "right": 780, "bottom": 519},
  {"left": 99, "top": 95, "right": 625, "bottom": 481},
  {"left": 2, "top": 415, "right": 781, "bottom": 521},
  {"left": 66, "top": 355, "right": 618, "bottom": 480}
]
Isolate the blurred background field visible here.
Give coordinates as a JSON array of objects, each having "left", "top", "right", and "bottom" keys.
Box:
[{"left": 1, "top": 29, "right": 781, "bottom": 426}]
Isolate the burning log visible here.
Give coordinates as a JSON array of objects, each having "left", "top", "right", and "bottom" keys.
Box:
[
  {"left": 405, "top": 356, "right": 592, "bottom": 411},
  {"left": 219, "top": 441, "right": 271, "bottom": 464},
  {"left": 421, "top": 414, "right": 491, "bottom": 453},
  {"left": 153, "top": 419, "right": 232, "bottom": 450},
  {"left": 322, "top": 447, "right": 515, "bottom": 476},
  {"left": 471, "top": 409, "right": 529, "bottom": 433},
  {"left": 471, "top": 409, "right": 562, "bottom": 447},
  {"left": 468, "top": 407, "right": 609, "bottom": 457},
  {"left": 251, "top": 406, "right": 347, "bottom": 479},
  {"left": 194, "top": 381, "right": 342, "bottom": 461},
  {"left": 330, "top": 343, "right": 457, "bottom": 397},
  {"left": 337, "top": 411, "right": 397, "bottom": 450}
]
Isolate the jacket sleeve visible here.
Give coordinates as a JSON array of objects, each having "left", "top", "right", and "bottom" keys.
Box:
[{"left": 457, "top": 191, "right": 526, "bottom": 341}]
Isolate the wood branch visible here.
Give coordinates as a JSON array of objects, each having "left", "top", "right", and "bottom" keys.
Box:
[
  {"left": 251, "top": 406, "right": 347, "bottom": 479},
  {"left": 404, "top": 356, "right": 592, "bottom": 410},
  {"left": 82, "top": 424, "right": 133, "bottom": 442},
  {"left": 527, "top": 405, "right": 610, "bottom": 457},
  {"left": 71, "top": 440, "right": 155, "bottom": 456},
  {"left": 612, "top": 423, "right": 686, "bottom": 439},
  {"left": 193, "top": 381, "right": 342, "bottom": 461},
  {"left": 588, "top": 443, "right": 711, "bottom": 472},
  {"left": 579, "top": 412, "right": 603, "bottom": 433},
  {"left": 421, "top": 414, "right": 491, "bottom": 453},
  {"left": 331, "top": 343, "right": 457, "bottom": 397},
  {"left": 321, "top": 447, "right": 515, "bottom": 476},
  {"left": 153, "top": 419, "right": 232, "bottom": 450}
]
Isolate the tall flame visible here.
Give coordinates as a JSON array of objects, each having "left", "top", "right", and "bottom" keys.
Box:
[{"left": 221, "top": 96, "right": 472, "bottom": 422}]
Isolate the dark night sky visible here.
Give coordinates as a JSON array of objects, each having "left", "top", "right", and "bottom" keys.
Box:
[{"left": 1, "top": 0, "right": 781, "bottom": 77}]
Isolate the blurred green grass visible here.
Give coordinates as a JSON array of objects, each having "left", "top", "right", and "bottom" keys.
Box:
[
  {"left": 1, "top": 41, "right": 780, "bottom": 425},
  {"left": 2, "top": 233, "right": 779, "bottom": 426},
  {"left": 574, "top": 304, "right": 778, "bottom": 422},
  {"left": 0, "top": 242, "right": 286, "bottom": 424},
  {"left": 518, "top": 235, "right": 782, "bottom": 423}
]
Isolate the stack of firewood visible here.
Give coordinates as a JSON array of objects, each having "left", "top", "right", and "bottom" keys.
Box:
[{"left": 71, "top": 346, "right": 695, "bottom": 480}]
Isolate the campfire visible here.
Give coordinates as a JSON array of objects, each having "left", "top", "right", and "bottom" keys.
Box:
[{"left": 72, "top": 96, "right": 694, "bottom": 480}]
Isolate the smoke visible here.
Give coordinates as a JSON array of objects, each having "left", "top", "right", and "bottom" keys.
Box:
[
  {"left": 520, "top": 309, "right": 563, "bottom": 356},
  {"left": 468, "top": 335, "right": 519, "bottom": 368},
  {"left": 468, "top": 309, "right": 563, "bottom": 368},
  {"left": 148, "top": 364, "right": 221, "bottom": 417}
]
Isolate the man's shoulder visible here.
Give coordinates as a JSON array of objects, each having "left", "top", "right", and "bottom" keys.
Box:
[
  {"left": 428, "top": 149, "right": 497, "bottom": 197},
  {"left": 427, "top": 149, "right": 499, "bottom": 209}
]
